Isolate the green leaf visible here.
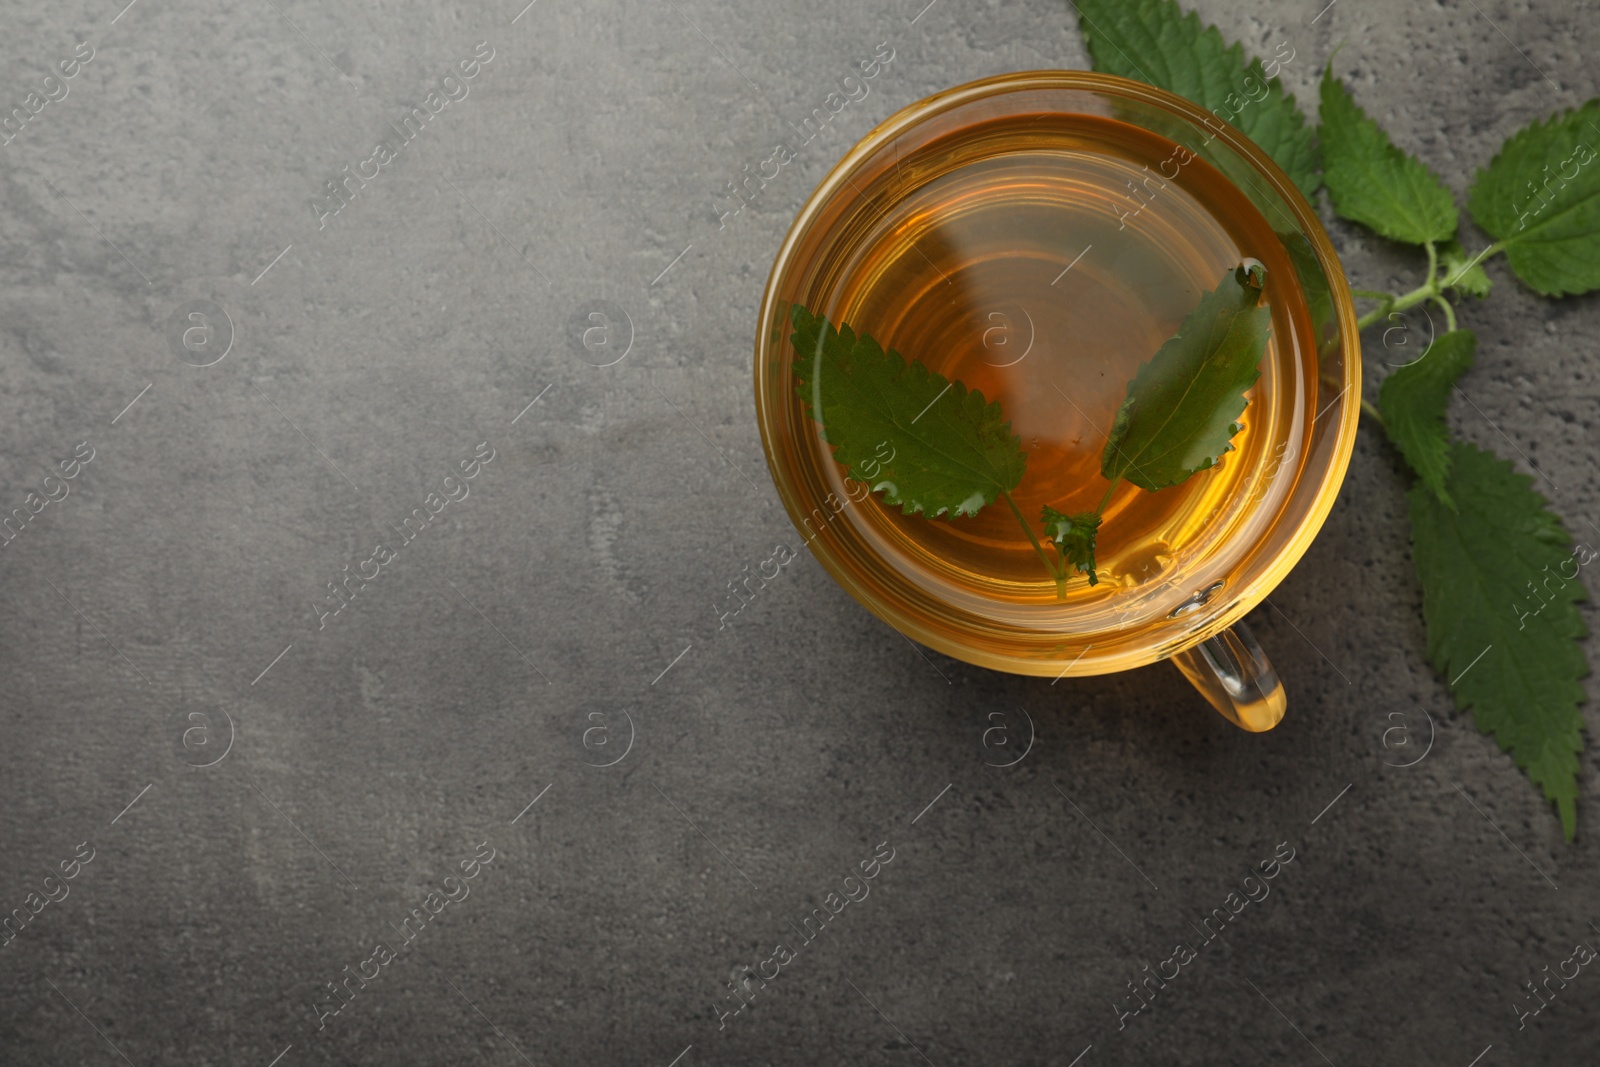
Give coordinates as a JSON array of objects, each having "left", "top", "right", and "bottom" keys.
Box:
[
  {"left": 1377, "top": 329, "right": 1476, "bottom": 506},
  {"left": 1318, "top": 68, "right": 1458, "bottom": 245},
  {"left": 1042, "top": 507, "right": 1102, "bottom": 586},
  {"left": 1439, "top": 241, "right": 1493, "bottom": 298},
  {"left": 1408, "top": 443, "right": 1589, "bottom": 839},
  {"left": 1467, "top": 99, "right": 1600, "bottom": 296},
  {"left": 1073, "top": 0, "right": 1319, "bottom": 198},
  {"left": 789, "top": 306, "right": 1025, "bottom": 519},
  {"left": 1101, "top": 264, "right": 1272, "bottom": 491}
]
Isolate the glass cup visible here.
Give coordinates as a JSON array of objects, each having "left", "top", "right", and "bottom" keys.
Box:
[{"left": 753, "top": 71, "right": 1359, "bottom": 731}]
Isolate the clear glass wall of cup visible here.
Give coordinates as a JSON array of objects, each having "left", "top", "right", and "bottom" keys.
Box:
[{"left": 754, "top": 72, "right": 1360, "bottom": 731}]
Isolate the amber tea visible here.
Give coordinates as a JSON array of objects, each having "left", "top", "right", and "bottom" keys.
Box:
[{"left": 795, "top": 110, "right": 1316, "bottom": 612}]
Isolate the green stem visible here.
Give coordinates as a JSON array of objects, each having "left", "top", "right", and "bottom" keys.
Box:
[
  {"left": 1355, "top": 241, "right": 1499, "bottom": 334},
  {"left": 1094, "top": 477, "right": 1122, "bottom": 516},
  {"left": 1360, "top": 397, "right": 1386, "bottom": 428},
  {"left": 1355, "top": 281, "right": 1436, "bottom": 332},
  {"left": 1353, "top": 294, "right": 1394, "bottom": 332},
  {"left": 1429, "top": 293, "right": 1458, "bottom": 333},
  {"left": 1001, "top": 489, "right": 1066, "bottom": 598}
]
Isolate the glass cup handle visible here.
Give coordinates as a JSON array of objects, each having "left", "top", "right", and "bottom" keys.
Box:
[{"left": 1169, "top": 619, "right": 1286, "bottom": 732}]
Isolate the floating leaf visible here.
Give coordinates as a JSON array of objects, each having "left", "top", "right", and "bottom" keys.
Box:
[
  {"left": 1101, "top": 264, "right": 1272, "bottom": 491},
  {"left": 789, "top": 306, "right": 1026, "bottom": 519},
  {"left": 1042, "top": 507, "right": 1103, "bottom": 586}
]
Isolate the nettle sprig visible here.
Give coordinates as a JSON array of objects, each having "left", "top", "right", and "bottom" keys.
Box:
[
  {"left": 791, "top": 262, "right": 1270, "bottom": 598},
  {"left": 1076, "top": 0, "right": 1597, "bottom": 838}
]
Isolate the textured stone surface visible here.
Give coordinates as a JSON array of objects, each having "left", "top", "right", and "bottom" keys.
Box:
[{"left": 0, "top": 0, "right": 1596, "bottom": 1064}]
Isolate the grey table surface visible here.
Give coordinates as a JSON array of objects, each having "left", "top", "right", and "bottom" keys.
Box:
[{"left": 2, "top": 0, "right": 1597, "bottom": 1063}]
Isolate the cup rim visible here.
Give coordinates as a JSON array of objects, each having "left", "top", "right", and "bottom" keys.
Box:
[{"left": 754, "top": 69, "right": 1362, "bottom": 677}]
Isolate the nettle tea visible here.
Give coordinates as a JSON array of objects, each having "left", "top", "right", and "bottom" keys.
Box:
[{"left": 789, "top": 109, "right": 1316, "bottom": 619}]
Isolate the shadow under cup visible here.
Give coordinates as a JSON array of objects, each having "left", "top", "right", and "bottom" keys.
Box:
[{"left": 754, "top": 71, "right": 1360, "bottom": 731}]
